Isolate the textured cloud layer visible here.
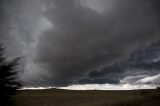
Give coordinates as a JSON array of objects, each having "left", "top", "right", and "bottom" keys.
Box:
[{"left": 0, "top": 0, "right": 160, "bottom": 87}]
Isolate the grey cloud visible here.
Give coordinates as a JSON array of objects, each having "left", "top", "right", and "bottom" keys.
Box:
[
  {"left": 0, "top": 0, "right": 160, "bottom": 87},
  {"left": 81, "top": 40, "right": 160, "bottom": 85},
  {"left": 32, "top": 0, "right": 160, "bottom": 86},
  {"left": 120, "top": 74, "right": 160, "bottom": 85}
]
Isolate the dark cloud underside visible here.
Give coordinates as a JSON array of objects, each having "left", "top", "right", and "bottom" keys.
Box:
[{"left": 0, "top": 0, "right": 160, "bottom": 87}]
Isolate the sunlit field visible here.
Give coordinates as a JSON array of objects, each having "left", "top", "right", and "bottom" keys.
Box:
[{"left": 14, "top": 89, "right": 160, "bottom": 106}]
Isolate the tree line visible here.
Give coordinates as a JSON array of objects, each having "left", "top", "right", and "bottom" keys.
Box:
[{"left": 0, "top": 44, "right": 21, "bottom": 106}]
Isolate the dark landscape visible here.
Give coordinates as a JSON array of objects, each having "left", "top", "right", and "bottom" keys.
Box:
[
  {"left": 1, "top": 0, "right": 160, "bottom": 106},
  {"left": 14, "top": 89, "right": 160, "bottom": 106}
]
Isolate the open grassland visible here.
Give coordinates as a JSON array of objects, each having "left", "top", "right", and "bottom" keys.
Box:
[{"left": 13, "top": 89, "right": 160, "bottom": 106}]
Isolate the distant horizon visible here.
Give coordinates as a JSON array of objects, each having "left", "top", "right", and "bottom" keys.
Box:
[{"left": 21, "top": 83, "right": 157, "bottom": 90}]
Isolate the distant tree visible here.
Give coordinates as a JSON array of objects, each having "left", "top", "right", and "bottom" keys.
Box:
[{"left": 0, "top": 44, "right": 21, "bottom": 106}]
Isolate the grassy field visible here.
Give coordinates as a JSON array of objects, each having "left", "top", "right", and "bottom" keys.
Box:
[{"left": 13, "top": 89, "right": 160, "bottom": 106}]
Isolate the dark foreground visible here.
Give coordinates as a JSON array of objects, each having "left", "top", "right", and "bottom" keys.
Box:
[{"left": 13, "top": 89, "right": 160, "bottom": 106}]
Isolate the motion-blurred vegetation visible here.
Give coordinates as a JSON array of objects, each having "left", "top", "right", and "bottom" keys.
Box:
[{"left": 0, "top": 44, "right": 21, "bottom": 106}]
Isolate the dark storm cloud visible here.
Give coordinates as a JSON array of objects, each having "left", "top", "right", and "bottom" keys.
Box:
[
  {"left": 80, "top": 40, "right": 160, "bottom": 84},
  {"left": 0, "top": 0, "right": 160, "bottom": 87},
  {"left": 32, "top": 0, "right": 160, "bottom": 86}
]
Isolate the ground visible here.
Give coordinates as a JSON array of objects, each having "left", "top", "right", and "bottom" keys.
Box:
[{"left": 13, "top": 89, "right": 160, "bottom": 106}]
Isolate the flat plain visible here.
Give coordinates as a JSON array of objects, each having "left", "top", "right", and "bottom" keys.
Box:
[{"left": 13, "top": 89, "right": 160, "bottom": 106}]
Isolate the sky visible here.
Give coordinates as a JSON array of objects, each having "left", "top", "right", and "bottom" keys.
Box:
[{"left": 0, "top": 0, "right": 160, "bottom": 90}]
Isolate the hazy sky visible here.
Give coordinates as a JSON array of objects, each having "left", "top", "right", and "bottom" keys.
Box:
[{"left": 0, "top": 0, "right": 160, "bottom": 89}]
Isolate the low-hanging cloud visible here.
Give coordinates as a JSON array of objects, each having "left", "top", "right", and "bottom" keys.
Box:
[{"left": 0, "top": 0, "right": 160, "bottom": 87}]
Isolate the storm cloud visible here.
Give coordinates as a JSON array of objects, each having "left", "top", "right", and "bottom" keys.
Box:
[{"left": 0, "top": 0, "right": 160, "bottom": 88}]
